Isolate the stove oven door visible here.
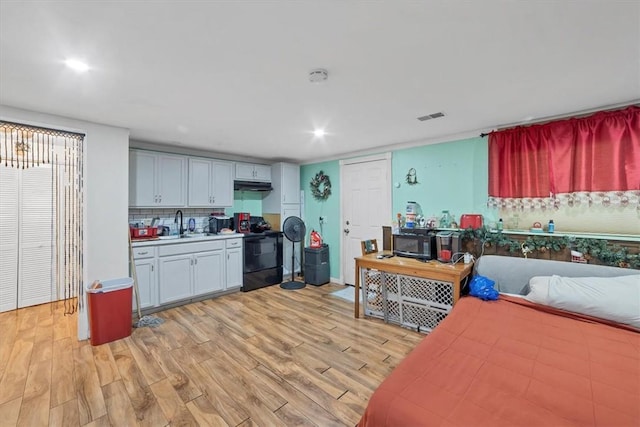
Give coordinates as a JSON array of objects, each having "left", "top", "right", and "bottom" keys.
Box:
[{"left": 242, "top": 233, "right": 283, "bottom": 291}]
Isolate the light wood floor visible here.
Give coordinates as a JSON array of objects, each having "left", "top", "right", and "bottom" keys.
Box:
[{"left": 0, "top": 283, "right": 423, "bottom": 426}]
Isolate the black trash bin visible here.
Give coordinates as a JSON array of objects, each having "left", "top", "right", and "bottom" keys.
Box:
[{"left": 304, "top": 244, "right": 330, "bottom": 286}]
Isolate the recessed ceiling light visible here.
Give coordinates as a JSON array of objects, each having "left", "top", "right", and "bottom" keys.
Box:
[
  {"left": 64, "top": 59, "right": 90, "bottom": 72},
  {"left": 313, "top": 129, "right": 326, "bottom": 138}
]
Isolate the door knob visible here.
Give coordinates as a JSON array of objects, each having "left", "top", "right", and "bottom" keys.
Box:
[
  {"left": 344, "top": 228, "right": 350, "bottom": 234},
  {"left": 346, "top": 220, "right": 350, "bottom": 225}
]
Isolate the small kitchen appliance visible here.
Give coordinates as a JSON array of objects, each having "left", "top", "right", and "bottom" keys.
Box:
[
  {"left": 234, "top": 212, "right": 251, "bottom": 234},
  {"left": 208, "top": 215, "right": 232, "bottom": 234},
  {"left": 393, "top": 230, "right": 436, "bottom": 260},
  {"left": 436, "top": 231, "right": 461, "bottom": 262},
  {"left": 459, "top": 214, "right": 483, "bottom": 229}
]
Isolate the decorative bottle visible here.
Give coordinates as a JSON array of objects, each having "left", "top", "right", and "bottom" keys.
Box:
[
  {"left": 440, "top": 210, "right": 451, "bottom": 228},
  {"left": 548, "top": 220, "right": 555, "bottom": 233},
  {"left": 497, "top": 218, "right": 503, "bottom": 231}
]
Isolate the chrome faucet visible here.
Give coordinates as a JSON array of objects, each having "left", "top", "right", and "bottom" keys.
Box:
[{"left": 174, "top": 210, "right": 184, "bottom": 236}]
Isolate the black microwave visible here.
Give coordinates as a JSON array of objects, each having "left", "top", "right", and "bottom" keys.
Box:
[{"left": 393, "top": 232, "right": 436, "bottom": 260}]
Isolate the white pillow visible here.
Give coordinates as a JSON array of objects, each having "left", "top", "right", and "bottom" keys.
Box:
[
  {"left": 526, "top": 274, "right": 640, "bottom": 329},
  {"left": 524, "top": 276, "right": 551, "bottom": 305}
]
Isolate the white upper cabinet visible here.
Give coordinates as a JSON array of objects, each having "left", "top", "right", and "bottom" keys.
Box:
[
  {"left": 158, "top": 155, "right": 187, "bottom": 206},
  {"left": 129, "top": 150, "right": 187, "bottom": 207},
  {"left": 280, "top": 163, "right": 300, "bottom": 204},
  {"left": 262, "top": 162, "right": 300, "bottom": 213},
  {"left": 129, "top": 150, "right": 157, "bottom": 206},
  {"left": 188, "top": 158, "right": 212, "bottom": 206},
  {"left": 235, "top": 162, "right": 272, "bottom": 182},
  {"left": 211, "top": 160, "right": 233, "bottom": 207},
  {"left": 188, "top": 158, "right": 233, "bottom": 207}
]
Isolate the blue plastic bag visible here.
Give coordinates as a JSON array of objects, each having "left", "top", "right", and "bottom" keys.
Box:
[{"left": 469, "top": 275, "right": 499, "bottom": 301}]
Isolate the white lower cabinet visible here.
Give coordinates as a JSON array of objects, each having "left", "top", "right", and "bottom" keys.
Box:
[
  {"left": 134, "top": 258, "right": 157, "bottom": 309},
  {"left": 132, "top": 246, "right": 158, "bottom": 310},
  {"left": 133, "top": 237, "right": 242, "bottom": 308},
  {"left": 159, "top": 254, "right": 193, "bottom": 304},
  {"left": 194, "top": 250, "right": 225, "bottom": 295},
  {"left": 226, "top": 245, "right": 243, "bottom": 289}
]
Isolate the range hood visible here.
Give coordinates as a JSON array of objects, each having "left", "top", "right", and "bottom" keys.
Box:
[{"left": 234, "top": 180, "right": 273, "bottom": 192}]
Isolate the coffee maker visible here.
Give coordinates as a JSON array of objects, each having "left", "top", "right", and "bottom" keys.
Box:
[
  {"left": 234, "top": 212, "right": 251, "bottom": 234},
  {"left": 436, "top": 231, "right": 461, "bottom": 262}
]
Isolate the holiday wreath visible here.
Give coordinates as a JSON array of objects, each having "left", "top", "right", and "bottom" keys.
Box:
[{"left": 310, "top": 170, "right": 332, "bottom": 201}]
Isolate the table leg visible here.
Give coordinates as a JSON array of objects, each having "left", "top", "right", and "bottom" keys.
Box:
[{"left": 354, "top": 262, "right": 360, "bottom": 318}]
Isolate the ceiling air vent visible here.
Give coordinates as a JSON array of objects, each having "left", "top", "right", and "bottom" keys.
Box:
[{"left": 417, "top": 112, "right": 445, "bottom": 121}]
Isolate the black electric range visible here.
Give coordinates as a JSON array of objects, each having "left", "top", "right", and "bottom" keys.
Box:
[{"left": 241, "top": 230, "right": 283, "bottom": 292}]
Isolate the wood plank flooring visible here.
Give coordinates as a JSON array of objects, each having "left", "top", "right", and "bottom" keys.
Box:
[{"left": 0, "top": 283, "right": 424, "bottom": 426}]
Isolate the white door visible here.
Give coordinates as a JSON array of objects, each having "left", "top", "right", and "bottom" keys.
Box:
[
  {"left": 133, "top": 258, "right": 156, "bottom": 310},
  {"left": 19, "top": 166, "right": 54, "bottom": 308},
  {"left": 158, "top": 254, "right": 192, "bottom": 304},
  {"left": 341, "top": 154, "right": 391, "bottom": 285},
  {"left": 212, "top": 161, "right": 233, "bottom": 207},
  {"left": 193, "top": 251, "right": 224, "bottom": 295},
  {"left": 0, "top": 167, "right": 19, "bottom": 312},
  {"left": 188, "top": 158, "right": 212, "bottom": 207},
  {"left": 226, "top": 247, "right": 243, "bottom": 289}
]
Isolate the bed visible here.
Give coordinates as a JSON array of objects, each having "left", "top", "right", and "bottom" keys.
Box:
[{"left": 358, "top": 256, "right": 640, "bottom": 427}]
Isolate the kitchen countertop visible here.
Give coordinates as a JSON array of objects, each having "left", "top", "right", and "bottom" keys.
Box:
[{"left": 131, "top": 232, "right": 244, "bottom": 247}]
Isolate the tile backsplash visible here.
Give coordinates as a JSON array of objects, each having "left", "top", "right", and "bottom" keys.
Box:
[{"left": 129, "top": 208, "right": 226, "bottom": 233}]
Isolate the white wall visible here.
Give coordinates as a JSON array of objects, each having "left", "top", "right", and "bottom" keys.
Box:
[{"left": 0, "top": 105, "right": 130, "bottom": 340}]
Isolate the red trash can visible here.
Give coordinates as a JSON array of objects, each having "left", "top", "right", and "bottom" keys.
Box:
[{"left": 87, "top": 277, "right": 133, "bottom": 346}]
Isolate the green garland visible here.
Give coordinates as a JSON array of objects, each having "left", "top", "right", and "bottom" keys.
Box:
[
  {"left": 310, "top": 171, "right": 332, "bottom": 201},
  {"left": 457, "top": 226, "right": 640, "bottom": 269}
]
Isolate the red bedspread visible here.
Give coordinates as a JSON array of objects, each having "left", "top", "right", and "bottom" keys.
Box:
[{"left": 359, "top": 296, "right": 640, "bottom": 427}]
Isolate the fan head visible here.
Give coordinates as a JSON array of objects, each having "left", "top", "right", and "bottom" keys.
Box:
[{"left": 283, "top": 216, "right": 306, "bottom": 242}]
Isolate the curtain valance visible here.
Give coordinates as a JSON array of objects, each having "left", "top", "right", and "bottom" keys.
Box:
[{"left": 488, "top": 106, "right": 640, "bottom": 210}]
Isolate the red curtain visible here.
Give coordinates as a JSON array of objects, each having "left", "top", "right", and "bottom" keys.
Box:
[{"left": 489, "top": 106, "right": 640, "bottom": 199}]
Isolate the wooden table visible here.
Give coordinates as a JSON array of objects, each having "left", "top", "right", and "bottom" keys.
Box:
[{"left": 354, "top": 252, "right": 474, "bottom": 318}]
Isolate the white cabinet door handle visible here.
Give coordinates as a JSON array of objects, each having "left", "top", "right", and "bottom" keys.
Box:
[{"left": 151, "top": 265, "right": 154, "bottom": 272}]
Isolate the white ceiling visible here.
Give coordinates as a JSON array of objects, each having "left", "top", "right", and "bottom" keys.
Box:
[{"left": 1, "top": 1, "right": 638, "bottom": 163}]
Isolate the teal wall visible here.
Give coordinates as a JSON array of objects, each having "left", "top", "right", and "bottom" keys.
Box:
[
  {"left": 230, "top": 191, "right": 264, "bottom": 215},
  {"left": 392, "top": 137, "right": 492, "bottom": 223},
  {"left": 300, "top": 161, "right": 341, "bottom": 278},
  {"left": 300, "top": 136, "right": 491, "bottom": 281}
]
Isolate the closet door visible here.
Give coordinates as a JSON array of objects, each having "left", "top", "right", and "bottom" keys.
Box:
[
  {"left": 19, "top": 166, "right": 54, "bottom": 308},
  {"left": 0, "top": 168, "right": 19, "bottom": 312}
]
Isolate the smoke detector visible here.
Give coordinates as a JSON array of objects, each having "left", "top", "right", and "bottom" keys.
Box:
[{"left": 309, "top": 68, "right": 328, "bottom": 83}]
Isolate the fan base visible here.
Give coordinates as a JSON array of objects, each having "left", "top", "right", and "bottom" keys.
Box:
[{"left": 280, "top": 280, "right": 306, "bottom": 290}]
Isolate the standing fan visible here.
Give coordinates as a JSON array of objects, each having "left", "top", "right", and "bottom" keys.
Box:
[{"left": 280, "top": 216, "right": 306, "bottom": 290}]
